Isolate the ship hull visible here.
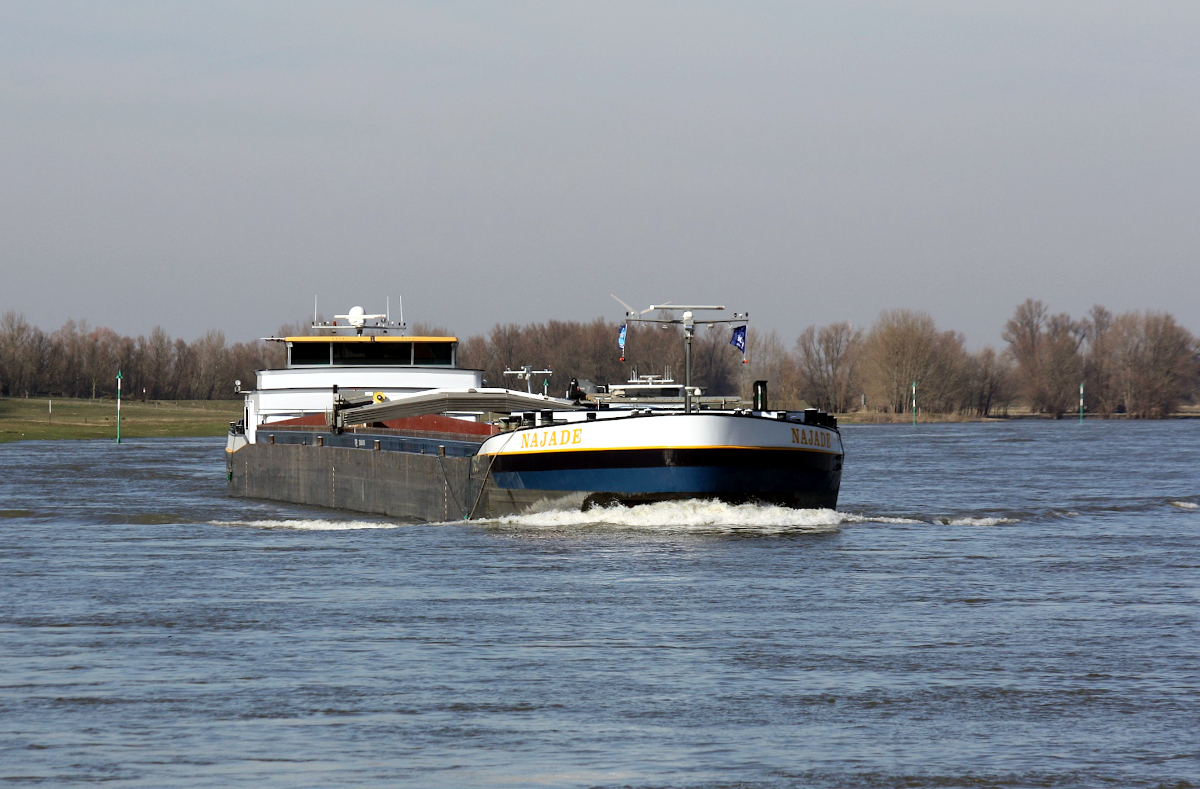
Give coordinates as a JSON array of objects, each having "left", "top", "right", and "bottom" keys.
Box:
[
  {"left": 228, "top": 411, "right": 843, "bottom": 520},
  {"left": 485, "top": 448, "right": 837, "bottom": 508},
  {"left": 474, "top": 412, "right": 842, "bottom": 514},
  {"left": 227, "top": 438, "right": 481, "bottom": 523}
]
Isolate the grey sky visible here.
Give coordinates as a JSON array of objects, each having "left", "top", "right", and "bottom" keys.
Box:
[{"left": 3, "top": 2, "right": 1197, "bottom": 349}]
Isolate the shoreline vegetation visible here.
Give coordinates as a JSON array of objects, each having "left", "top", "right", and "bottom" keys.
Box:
[
  {"left": 2, "top": 396, "right": 1196, "bottom": 444},
  {"left": 2, "top": 298, "right": 1198, "bottom": 425},
  {"left": 838, "top": 406, "right": 1200, "bottom": 424}
]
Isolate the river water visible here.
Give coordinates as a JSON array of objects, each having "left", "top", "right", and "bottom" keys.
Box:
[{"left": 1, "top": 421, "right": 1197, "bottom": 787}]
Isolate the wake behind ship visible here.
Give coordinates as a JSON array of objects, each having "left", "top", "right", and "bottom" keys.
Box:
[{"left": 226, "top": 304, "right": 842, "bottom": 521}]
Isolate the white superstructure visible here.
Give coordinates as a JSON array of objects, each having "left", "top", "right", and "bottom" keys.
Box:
[{"left": 234, "top": 312, "right": 481, "bottom": 445}]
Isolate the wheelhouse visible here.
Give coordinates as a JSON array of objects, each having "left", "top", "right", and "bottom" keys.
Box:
[{"left": 284, "top": 336, "right": 458, "bottom": 368}]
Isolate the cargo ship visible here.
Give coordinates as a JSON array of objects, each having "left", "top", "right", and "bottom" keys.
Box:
[{"left": 226, "top": 304, "right": 843, "bottom": 521}]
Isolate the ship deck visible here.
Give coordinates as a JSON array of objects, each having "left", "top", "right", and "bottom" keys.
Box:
[{"left": 254, "top": 425, "right": 484, "bottom": 458}]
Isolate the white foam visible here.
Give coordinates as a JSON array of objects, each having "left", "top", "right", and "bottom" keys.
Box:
[
  {"left": 474, "top": 499, "right": 904, "bottom": 535},
  {"left": 212, "top": 519, "right": 404, "bottom": 531},
  {"left": 944, "top": 516, "right": 1019, "bottom": 527},
  {"left": 1170, "top": 501, "right": 1198, "bottom": 510}
]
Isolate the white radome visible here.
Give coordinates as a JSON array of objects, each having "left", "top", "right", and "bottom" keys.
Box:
[{"left": 335, "top": 306, "right": 386, "bottom": 329}]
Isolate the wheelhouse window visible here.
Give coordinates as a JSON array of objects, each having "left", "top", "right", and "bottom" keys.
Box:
[
  {"left": 287, "top": 339, "right": 455, "bottom": 367},
  {"left": 333, "top": 342, "right": 413, "bottom": 365},
  {"left": 289, "top": 342, "right": 331, "bottom": 366},
  {"left": 414, "top": 341, "right": 454, "bottom": 366}
]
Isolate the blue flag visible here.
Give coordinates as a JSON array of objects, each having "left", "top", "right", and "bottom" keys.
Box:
[
  {"left": 618, "top": 324, "right": 627, "bottom": 350},
  {"left": 730, "top": 325, "right": 747, "bottom": 354}
]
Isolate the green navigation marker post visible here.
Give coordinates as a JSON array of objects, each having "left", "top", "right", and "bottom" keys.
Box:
[{"left": 116, "top": 370, "right": 123, "bottom": 443}]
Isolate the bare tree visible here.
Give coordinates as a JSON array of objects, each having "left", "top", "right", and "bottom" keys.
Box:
[
  {"left": 143, "top": 327, "right": 175, "bottom": 398},
  {"left": 472, "top": 323, "right": 531, "bottom": 390},
  {"left": 1109, "top": 311, "right": 1198, "bottom": 418},
  {"left": 170, "top": 338, "right": 196, "bottom": 399},
  {"left": 1083, "top": 305, "right": 1118, "bottom": 416},
  {"left": 0, "top": 311, "right": 47, "bottom": 397},
  {"left": 47, "top": 320, "right": 83, "bottom": 397},
  {"left": 962, "top": 346, "right": 1015, "bottom": 417},
  {"left": 80, "top": 327, "right": 122, "bottom": 400},
  {"left": 795, "top": 322, "right": 864, "bottom": 413},
  {"left": 862, "top": 309, "right": 967, "bottom": 414},
  {"left": 1002, "top": 299, "right": 1085, "bottom": 417},
  {"left": 192, "top": 330, "right": 230, "bottom": 400}
]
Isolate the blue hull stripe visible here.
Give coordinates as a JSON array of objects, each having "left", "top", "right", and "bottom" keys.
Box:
[{"left": 491, "top": 466, "right": 838, "bottom": 496}]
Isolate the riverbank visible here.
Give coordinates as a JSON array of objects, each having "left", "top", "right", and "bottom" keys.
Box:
[
  {"left": 838, "top": 404, "right": 1200, "bottom": 423},
  {"left": 3, "top": 396, "right": 1196, "bottom": 442},
  {"left": 0, "top": 397, "right": 242, "bottom": 442}
]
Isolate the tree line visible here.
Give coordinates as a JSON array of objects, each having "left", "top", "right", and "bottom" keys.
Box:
[
  {"left": 458, "top": 301, "right": 1199, "bottom": 418},
  {"left": 0, "top": 312, "right": 275, "bottom": 401},
  {"left": 2, "top": 301, "right": 1197, "bottom": 417}
]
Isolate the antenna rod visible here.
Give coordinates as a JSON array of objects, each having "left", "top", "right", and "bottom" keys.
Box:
[{"left": 684, "top": 322, "right": 693, "bottom": 414}]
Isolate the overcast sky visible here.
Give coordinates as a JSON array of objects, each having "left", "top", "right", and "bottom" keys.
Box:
[{"left": 2, "top": 2, "right": 1197, "bottom": 349}]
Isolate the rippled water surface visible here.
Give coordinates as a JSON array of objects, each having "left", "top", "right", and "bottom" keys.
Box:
[{"left": 1, "top": 421, "right": 1198, "bottom": 787}]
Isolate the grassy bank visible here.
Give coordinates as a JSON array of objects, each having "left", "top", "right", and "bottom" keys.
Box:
[
  {"left": 5, "top": 396, "right": 1193, "bottom": 442},
  {"left": 837, "top": 403, "right": 1200, "bottom": 423},
  {"left": 0, "top": 397, "right": 242, "bottom": 443}
]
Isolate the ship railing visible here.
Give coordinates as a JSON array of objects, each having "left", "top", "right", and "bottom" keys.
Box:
[
  {"left": 259, "top": 422, "right": 493, "bottom": 444},
  {"left": 589, "top": 394, "right": 749, "bottom": 409}
]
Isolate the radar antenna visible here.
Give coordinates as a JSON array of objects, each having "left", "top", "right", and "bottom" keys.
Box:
[
  {"left": 309, "top": 303, "right": 405, "bottom": 336},
  {"left": 610, "top": 292, "right": 670, "bottom": 316}
]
